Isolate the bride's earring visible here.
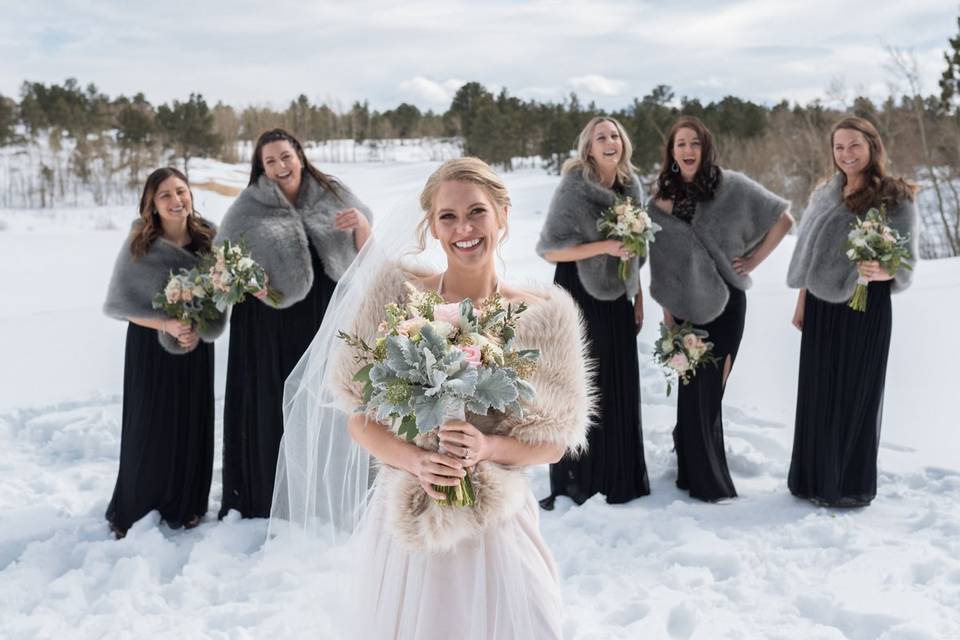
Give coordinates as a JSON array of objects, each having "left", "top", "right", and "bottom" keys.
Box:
[{"left": 671, "top": 161, "right": 680, "bottom": 173}]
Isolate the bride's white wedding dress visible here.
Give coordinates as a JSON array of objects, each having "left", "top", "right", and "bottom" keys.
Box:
[{"left": 270, "top": 207, "right": 592, "bottom": 639}]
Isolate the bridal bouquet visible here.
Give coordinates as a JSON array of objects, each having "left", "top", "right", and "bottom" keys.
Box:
[
  {"left": 338, "top": 282, "right": 539, "bottom": 507},
  {"left": 845, "top": 206, "right": 912, "bottom": 312},
  {"left": 152, "top": 267, "right": 221, "bottom": 330},
  {"left": 653, "top": 321, "right": 719, "bottom": 395},
  {"left": 203, "top": 239, "right": 283, "bottom": 311},
  {"left": 597, "top": 196, "right": 661, "bottom": 281}
]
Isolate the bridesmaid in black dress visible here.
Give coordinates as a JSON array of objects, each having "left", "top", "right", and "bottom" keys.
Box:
[
  {"left": 536, "top": 116, "right": 649, "bottom": 507},
  {"left": 217, "top": 129, "right": 372, "bottom": 518},
  {"left": 102, "top": 167, "right": 223, "bottom": 538},
  {"left": 648, "top": 117, "right": 793, "bottom": 502},
  {"left": 787, "top": 117, "right": 918, "bottom": 507}
]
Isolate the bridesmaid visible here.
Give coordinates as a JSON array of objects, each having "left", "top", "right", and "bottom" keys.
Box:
[
  {"left": 787, "top": 117, "right": 917, "bottom": 507},
  {"left": 648, "top": 116, "right": 793, "bottom": 502},
  {"left": 536, "top": 116, "right": 649, "bottom": 507},
  {"left": 217, "top": 128, "right": 373, "bottom": 518},
  {"left": 103, "top": 167, "right": 223, "bottom": 538}
]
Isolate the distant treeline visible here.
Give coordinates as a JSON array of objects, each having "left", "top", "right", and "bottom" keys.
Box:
[{"left": 1, "top": 16, "right": 959, "bottom": 256}]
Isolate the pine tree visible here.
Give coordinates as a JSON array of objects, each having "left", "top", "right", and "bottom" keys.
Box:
[
  {"left": 156, "top": 93, "right": 221, "bottom": 179},
  {"left": 939, "top": 16, "right": 960, "bottom": 114}
]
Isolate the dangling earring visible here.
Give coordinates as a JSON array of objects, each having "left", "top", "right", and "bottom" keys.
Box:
[{"left": 671, "top": 161, "right": 680, "bottom": 173}]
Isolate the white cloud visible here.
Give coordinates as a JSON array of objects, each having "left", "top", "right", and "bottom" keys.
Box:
[
  {"left": 568, "top": 75, "right": 626, "bottom": 97},
  {"left": 399, "top": 77, "right": 466, "bottom": 107}
]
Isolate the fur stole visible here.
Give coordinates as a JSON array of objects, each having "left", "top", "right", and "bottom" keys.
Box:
[
  {"left": 103, "top": 218, "right": 225, "bottom": 354},
  {"left": 535, "top": 168, "right": 644, "bottom": 300},
  {"left": 216, "top": 174, "right": 372, "bottom": 308},
  {"left": 331, "top": 264, "right": 594, "bottom": 552},
  {"left": 787, "top": 174, "right": 918, "bottom": 302},
  {"left": 647, "top": 169, "right": 790, "bottom": 323}
]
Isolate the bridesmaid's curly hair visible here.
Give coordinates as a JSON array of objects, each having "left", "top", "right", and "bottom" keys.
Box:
[
  {"left": 654, "top": 116, "right": 722, "bottom": 201},
  {"left": 828, "top": 117, "right": 917, "bottom": 214},
  {"left": 129, "top": 167, "right": 214, "bottom": 259}
]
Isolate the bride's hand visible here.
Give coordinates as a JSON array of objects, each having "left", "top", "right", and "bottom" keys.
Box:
[
  {"left": 409, "top": 449, "right": 465, "bottom": 500},
  {"left": 438, "top": 420, "right": 489, "bottom": 469}
]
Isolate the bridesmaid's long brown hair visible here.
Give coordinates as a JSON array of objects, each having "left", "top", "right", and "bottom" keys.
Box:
[
  {"left": 829, "top": 117, "right": 917, "bottom": 214},
  {"left": 249, "top": 128, "right": 343, "bottom": 201}
]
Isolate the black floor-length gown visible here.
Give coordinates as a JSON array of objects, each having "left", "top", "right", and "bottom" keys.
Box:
[
  {"left": 219, "top": 242, "right": 336, "bottom": 518},
  {"left": 788, "top": 282, "right": 892, "bottom": 507},
  {"left": 673, "top": 283, "right": 745, "bottom": 501},
  {"left": 106, "top": 323, "right": 215, "bottom": 532},
  {"left": 543, "top": 260, "right": 650, "bottom": 506}
]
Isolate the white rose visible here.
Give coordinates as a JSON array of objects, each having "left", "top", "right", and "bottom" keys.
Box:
[{"left": 428, "top": 320, "right": 455, "bottom": 339}]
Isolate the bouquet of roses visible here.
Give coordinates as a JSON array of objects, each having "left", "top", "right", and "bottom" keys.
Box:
[
  {"left": 152, "top": 267, "right": 222, "bottom": 331},
  {"left": 597, "top": 196, "right": 661, "bottom": 281},
  {"left": 203, "top": 239, "right": 283, "bottom": 312},
  {"left": 845, "top": 205, "right": 912, "bottom": 312},
  {"left": 338, "top": 282, "right": 539, "bottom": 507},
  {"left": 652, "top": 321, "right": 719, "bottom": 396}
]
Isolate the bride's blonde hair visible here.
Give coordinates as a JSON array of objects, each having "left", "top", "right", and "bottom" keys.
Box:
[{"left": 416, "top": 157, "right": 511, "bottom": 252}]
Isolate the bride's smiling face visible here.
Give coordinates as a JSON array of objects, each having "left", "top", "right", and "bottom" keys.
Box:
[{"left": 430, "top": 180, "right": 506, "bottom": 268}]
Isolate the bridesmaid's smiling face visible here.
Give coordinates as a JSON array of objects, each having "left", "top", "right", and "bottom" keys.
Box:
[
  {"left": 153, "top": 176, "right": 193, "bottom": 225},
  {"left": 430, "top": 180, "right": 507, "bottom": 268},
  {"left": 261, "top": 140, "right": 303, "bottom": 199},
  {"left": 587, "top": 119, "right": 623, "bottom": 176},
  {"left": 832, "top": 128, "right": 871, "bottom": 181},
  {"left": 672, "top": 127, "right": 702, "bottom": 183}
]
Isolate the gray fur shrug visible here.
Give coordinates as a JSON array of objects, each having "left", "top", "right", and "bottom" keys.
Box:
[
  {"left": 103, "top": 219, "right": 226, "bottom": 354},
  {"left": 216, "top": 174, "right": 372, "bottom": 309},
  {"left": 535, "top": 167, "right": 644, "bottom": 300},
  {"left": 787, "top": 174, "right": 918, "bottom": 302},
  {"left": 331, "top": 265, "right": 595, "bottom": 552},
  {"left": 647, "top": 169, "right": 790, "bottom": 324}
]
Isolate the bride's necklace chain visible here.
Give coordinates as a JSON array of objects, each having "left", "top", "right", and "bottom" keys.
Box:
[{"left": 437, "top": 271, "right": 500, "bottom": 303}]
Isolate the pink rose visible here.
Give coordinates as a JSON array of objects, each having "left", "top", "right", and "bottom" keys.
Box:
[
  {"left": 682, "top": 333, "right": 699, "bottom": 352},
  {"left": 458, "top": 345, "right": 483, "bottom": 367},
  {"left": 433, "top": 303, "right": 461, "bottom": 326},
  {"left": 668, "top": 352, "right": 690, "bottom": 373},
  {"left": 181, "top": 287, "right": 193, "bottom": 302}
]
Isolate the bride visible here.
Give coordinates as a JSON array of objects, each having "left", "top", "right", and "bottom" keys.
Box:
[{"left": 271, "top": 157, "right": 594, "bottom": 639}]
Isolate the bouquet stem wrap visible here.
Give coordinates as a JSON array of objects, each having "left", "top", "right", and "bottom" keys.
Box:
[{"left": 434, "top": 405, "right": 476, "bottom": 507}]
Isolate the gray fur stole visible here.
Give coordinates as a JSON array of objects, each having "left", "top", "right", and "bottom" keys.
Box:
[
  {"left": 787, "top": 174, "right": 918, "bottom": 302},
  {"left": 103, "top": 219, "right": 226, "bottom": 354},
  {"left": 216, "top": 174, "right": 372, "bottom": 309},
  {"left": 331, "top": 264, "right": 594, "bottom": 552},
  {"left": 535, "top": 168, "right": 644, "bottom": 300},
  {"left": 648, "top": 169, "right": 790, "bottom": 323}
]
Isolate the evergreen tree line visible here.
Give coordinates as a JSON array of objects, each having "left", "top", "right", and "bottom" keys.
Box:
[{"left": 1, "top": 17, "right": 959, "bottom": 256}]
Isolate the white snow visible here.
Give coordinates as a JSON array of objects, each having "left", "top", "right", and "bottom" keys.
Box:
[{"left": 1, "top": 159, "right": 958, "bottom": 639}]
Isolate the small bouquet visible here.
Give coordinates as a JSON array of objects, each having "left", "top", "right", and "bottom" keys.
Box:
[
  {"left": 338, "top": 282, "right": 539, "bottom": 507},
  {"left": 597, "top": 196, "right": 661, "bottom": 281},
  {"left": 204, "top": 239, "right": 283, "bottom": 311},
  {"left": 152, "top": 267, "right": 221, "bottom": 330},
  {"left": 653, "top": 321, "right": 719, "bottom": 396},
  {"left": 845, "top": 206, "right": 912, "bottom": 312}
]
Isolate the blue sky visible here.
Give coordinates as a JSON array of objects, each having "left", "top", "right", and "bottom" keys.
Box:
[{"left": 2, "top": 0, "right": 956, "bottom": 112}]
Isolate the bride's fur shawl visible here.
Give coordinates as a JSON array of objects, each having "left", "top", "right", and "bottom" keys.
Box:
[
  {"left": 787, "top": 173, "right": 918, "bottom": 302},
  {"left": 103, "top": 218, "right": 226, "bottom": 354},
  {"left": 535, "top": 167, "right": 644, "bottom": 300},
  {"left": 216, "top": 174, "right": 372, "bottom": 308},
  {"left": 647, "top": 169, "right": 790, "bottom": 323},
  {"left": 331, "top": 264, "right": 595, "bottom": 552}
]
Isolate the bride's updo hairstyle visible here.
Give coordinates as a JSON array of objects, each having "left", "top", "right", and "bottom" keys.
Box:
[{"left": 416, "top": 157, "right": 511, "bottom": 252}]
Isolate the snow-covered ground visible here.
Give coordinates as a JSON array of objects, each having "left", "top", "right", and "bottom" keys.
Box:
[{"left": 0, "top": 160, "right": 958, "bottom": 639}]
